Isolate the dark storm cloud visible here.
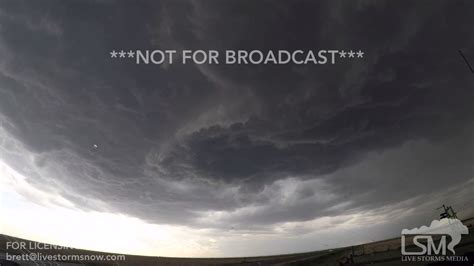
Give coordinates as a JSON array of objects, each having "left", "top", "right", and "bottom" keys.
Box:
[{"left": 0, "top": 0, "right": 473, "bottom": 228}]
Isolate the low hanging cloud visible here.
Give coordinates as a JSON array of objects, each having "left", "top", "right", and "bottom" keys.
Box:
[{"left": 0, "top": 0, "right": 473, "bottom": 235}]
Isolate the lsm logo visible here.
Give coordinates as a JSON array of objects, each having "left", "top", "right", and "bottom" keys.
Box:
[{"left": 401, "top": 207, "right": 469, "bottom": 263}]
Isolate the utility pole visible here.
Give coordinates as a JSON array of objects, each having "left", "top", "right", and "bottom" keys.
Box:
[{"left": 437, "top": 204, "right": 458, "bottom": 219}]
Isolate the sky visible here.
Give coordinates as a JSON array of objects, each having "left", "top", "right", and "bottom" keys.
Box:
[{"left": 0, "top": 0, "right": 473, "bottom": 257}]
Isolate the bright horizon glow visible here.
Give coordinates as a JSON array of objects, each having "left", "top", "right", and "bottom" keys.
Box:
[
  {"left": 0, "top": 160, "right": 219, "bottom": 257},
  {"left": 0, "top": 158, "right": 384, "bottom": 257},
  {"left": 1, "top": 158, "right": 472, "bottom": 257}
]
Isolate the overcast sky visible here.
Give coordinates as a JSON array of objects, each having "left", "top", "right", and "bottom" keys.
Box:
[{"left": 0, "top": 0, "right": 473, "bottom": 257}]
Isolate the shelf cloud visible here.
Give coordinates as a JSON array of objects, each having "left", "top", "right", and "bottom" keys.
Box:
[{"left": 0, "top": 0, "right": 473, "bottom": 256}]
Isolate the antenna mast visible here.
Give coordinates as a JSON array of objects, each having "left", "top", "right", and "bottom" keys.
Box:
[{"left": 436, "top": 204, "right": 458, "bottom": 219}]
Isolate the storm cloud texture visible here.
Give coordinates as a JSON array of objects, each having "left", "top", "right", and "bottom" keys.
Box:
[{"left": 0, "top": 0, "right": 473, "bottom": 237}]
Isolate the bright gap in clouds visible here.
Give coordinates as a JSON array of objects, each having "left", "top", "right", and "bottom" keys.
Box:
[{"left": 0, "top": 160, "right": 218, "bottom": 257}]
